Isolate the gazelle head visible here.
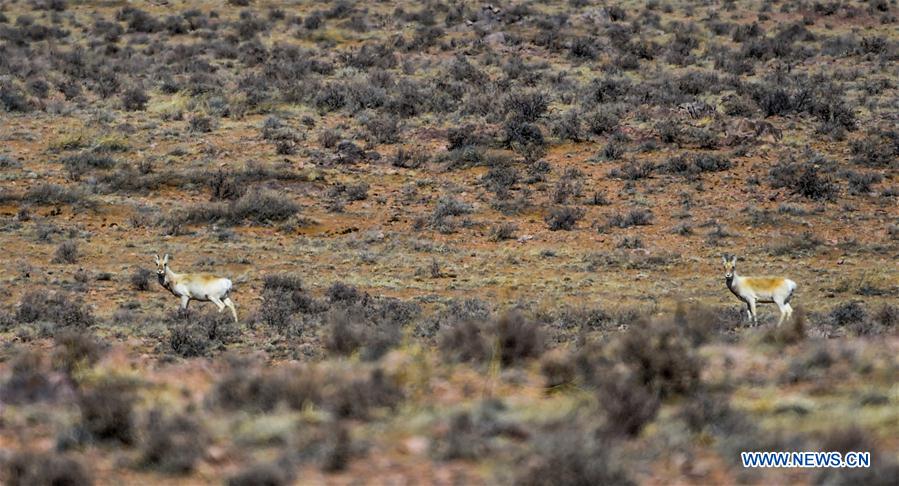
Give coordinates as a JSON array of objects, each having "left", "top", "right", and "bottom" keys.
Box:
[
  {"left": 722, "top": 255, "right": 737, "bottom": 279},
  {"left": 154, "top": 254, "right": 169, "bottom": 279}
]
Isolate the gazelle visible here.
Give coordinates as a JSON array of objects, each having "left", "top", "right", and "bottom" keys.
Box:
[
  {"left": 722, "top": 255, "right": 796, "bottom": 326},
  {"left": 724, "top": 118, "right": 783, "bottom": 144},
  {"left": 154, "top": 254, "right": 238, "bottom": 323}
]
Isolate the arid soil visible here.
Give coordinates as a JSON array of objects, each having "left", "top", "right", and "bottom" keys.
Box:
[{"left": 0, "top": 0, "right": 897, "bottom": 484}]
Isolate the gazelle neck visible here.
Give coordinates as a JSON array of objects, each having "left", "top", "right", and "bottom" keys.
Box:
[
  {"left": 164, "top": 266, "right": 180, "bottom": 285},
  {"left": 726, "top": 271, "right": 739, "bottom": 290}
]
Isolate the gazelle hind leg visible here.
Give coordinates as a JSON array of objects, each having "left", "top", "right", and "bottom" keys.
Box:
[
  {"left": 223, "top": 297, "right": 238, "bottom": 323},
  {"left": 774, "top": 297, "right": 790, "bottom": 327},
  {"left": 209, "top": 296, "right": 226, "bottom": 312}
]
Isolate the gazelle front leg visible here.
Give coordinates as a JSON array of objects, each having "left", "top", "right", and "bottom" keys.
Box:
[
  {"left": 180, "top": 294, "right": 190, "bottom": 310},
  {"left": 748, "top": 299, "right": 758, "bottom": 326}
]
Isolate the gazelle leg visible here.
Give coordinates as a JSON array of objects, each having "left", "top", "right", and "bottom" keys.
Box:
[
  {"left": 223, "top": 297, "right": 238, "bottom": 323},
  {"left": 748, "top": 300, "right": 758, "bottom": 326},
  {"left": 774, "top": 297, "right": 787, "bottom": 327},
  {"left": 180, "top": 295, "right": 190, "bottom": 309},
  {"left": 209, "top": 296, "right": 226, "bottom": 312},
  {"left": 784, "top": 303, "right": 793, "bottom": 322}
]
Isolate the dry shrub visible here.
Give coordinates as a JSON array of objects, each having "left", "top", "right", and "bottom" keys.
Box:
[
  {"left": 16, "top": 291, "right": 95, "bottom": 335},
  {"left": 4, "top": 451, "right": 92, "bottom": 486},
  {"left": 324, "top": 298, "right": 416, "bottom": 361},
  {"left": 52, "top": 329, "right": 105, "bottom": 376},
  {"left": 545, "top": 206, "right": 585, "bottom": 231},
  {"left": 815, "top": 427, "right": 899, "bottom": 485},
  {"left": 227, "top": 460, "right": 294, "bottom": 486},
  {"left": 210, "top": 356, "right": 324, "bottom": 413},
  {"left": 438, "top": 319, "right": 492, "bottom": 363},
  {"left": 130, "top": 267, "right": 153, "bottom": 291},
  {"left": 0, "top": 349, "right": 72, "bottom": 404},
  {"left": 166, "top": 309, "right": 239, "bottom": 358},
  {"left": 256, "top": 273, "right": 323, "bottom": 332},
  {"left": 327, "top": 368, "right": 402, "bottom": 420},
  {"left": 595, "top": 365, "right": 661, "bottom": 437},
  {"left": 439, "top": 311, "right": 543, "bottom": 366},
  {"left": 515, "top": 423, "right": 633, "bottom": 486},
  {"left": 617, "top": 318, "right": 702, "bottom": 398},
  {"left": 140, "top": 411, "right": 209, "bottom": 474},
  {"left": 52, "top": 240, "right": 79, "bottom": 263},
  {"left": 679, "top": 391, "right": 739, "bottom": 434},
  {"left": 540, "top": 350, "right": 576, "bottom": 389},
  {"left": 673, "top": 303, "right": 742, "bottom": 345},
  {"left": 431, "top": 400, "right": 526, "bottom": 462},
  {"left": 78, "top": 378, "right": 137, "bottom": 444},
  {"left": 319, "top": 421, "right": 353, "bottom": 472},
  {"left": 495, "top": 311, "right": 544, "bottom": 366}
]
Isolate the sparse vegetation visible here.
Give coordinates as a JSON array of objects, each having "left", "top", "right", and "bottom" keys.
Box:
[{"left": 0, "top": 1, "right": 894, "bottom": 483}]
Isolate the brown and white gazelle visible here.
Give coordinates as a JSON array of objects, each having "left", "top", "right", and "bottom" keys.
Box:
[
  {"left": 154, "top": 254, "right": 238, "bottom": 323},
  {"left": 722, "top": 255, "right": 796, "bottom": 326}
]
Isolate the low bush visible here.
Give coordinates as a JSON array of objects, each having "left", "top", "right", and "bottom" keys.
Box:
[
  {"left": 844, "top": 170, "right": 882, "bottom": 194},
  {"left": 167, "top": 309, "right": 239, "bottom": 358},
  {"left": 661, "top": 153, "right": 732, "bottom": 177},
  {"left": 121, "top": 87, "right": 149, "bottom": 111},
  {"left": 52, "top": 240, "right": 79, "bottom": 263},
  {"left": 53, "top": 330, "right": 104, "bottom": 376},
  {"left": 438, "top": 311, "right": 543, "bottom": 366},
  {"left": 257, "top": 275, "right": 322, "bottom": 333},
  {"left": 78, "top": 378, "right": 137, "bottom": 444},
  {"left": 768, "top": 158, "right": 838, "bottom": 201},
  {"left": 608, "top": 160, "right": 654, "bottom": 180},
  {"left": 607, "top": 209, "right": 653, "bottom": 228},
  {"left": 850, "top": 130, "right": 898, "bottom": 168},
  {"left": 617, "top": 319, "right": 702, "bottom": 398},
  {"left": 0, "top": 350, "right": 66, "bottom": 404},
  {"left": 494, "top": 311, "right": 544, "bottom": 366},
  {"left": 420, "top": 196, "right": 473, "bottom": 234},
  {"left": 140, "top": 411, "right": 208, "bottom": 474},
  {"left": 545, "top": 206, "right": 584, "bottom": 231},
  {"left": 515, "top": 424, "right": 632, "bottom": 485},
  {"left": 23, "top": 184, "right": 92, "bottom": 207},
  {"left": 227, "top": 461, "right": 294, "bottom": 486},
  {"left": 16, "top": 291, "right": 95, "bottom": 334},
  {"left": 830, "top": 301, "right": 866, "bottom": 328},
  {"left": 4, "top": 451, "right": 92, "bottom": 486},
  {"left": 325, "top": 297, "right": 418, "bottom": 361},
  {"left": 438, "top": 319, "right": 492, "bottom": 363},
  {"left": 210, "top": 357, "right": 324, "bottom": 412},
  {"left": 594, "top": 365, "right": 661, "bottom": 437},
  {"left": 327, "top": 368, "right": 402, "bottom": 419},
  {"left": 489, "top": 223, "right": 517, "bottom": 241},
  {"left": 176, "top": 189, "right": 300, "bottom": 226},
  {"left": 131, "top": 268, "right": 153, "bottom": 291},
  {"left": 61, "top": 153, "right": 116, "bottom": 179}
]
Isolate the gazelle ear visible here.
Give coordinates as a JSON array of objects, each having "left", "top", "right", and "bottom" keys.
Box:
[
  {"left": 721, "top": 255, "right": 727, "bottom": 264},
  {"left": 731, "top": 255, "right": 738, "bottom": 264},
  {"left": 163, "top": 254, "right": 169, "bottom": 265},
  {"left": 154, "top": 254, "right": 159, "bottom": 264}
]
